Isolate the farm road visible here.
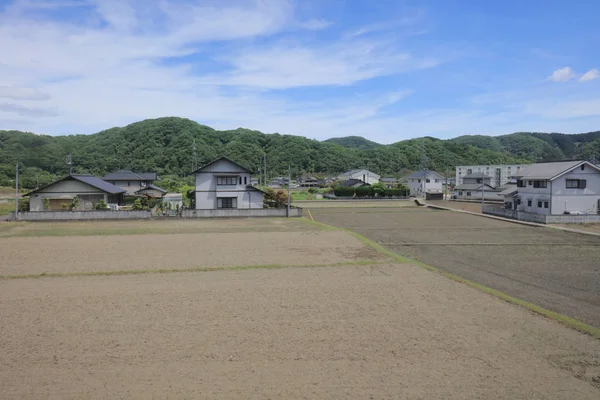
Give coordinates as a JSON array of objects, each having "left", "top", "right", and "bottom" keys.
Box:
[{"left": 308, "top": 206, "right": 600, "bottom": 328}]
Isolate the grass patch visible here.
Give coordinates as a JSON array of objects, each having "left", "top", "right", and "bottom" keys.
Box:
[
  {"left": 0, "top": 259, "right": 383, "bottom": 280},
  {"left": 0, "top": 201, "right": 15, "bottom": 216}
]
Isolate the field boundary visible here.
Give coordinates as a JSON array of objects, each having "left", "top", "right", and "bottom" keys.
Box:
[
  {"left": 301, "top": 216, "right": 600, "bottom": 339},
  {"left": 0, "top": 259, "right": 384, "bottom": 280}
]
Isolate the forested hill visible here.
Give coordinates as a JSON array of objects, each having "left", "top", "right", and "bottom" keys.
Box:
[
  {"left": 0, "top": 117, "right": 598, "bottom": 189},
  {"left": 323, "top": 136, "right": 381, "bottom": 150}
]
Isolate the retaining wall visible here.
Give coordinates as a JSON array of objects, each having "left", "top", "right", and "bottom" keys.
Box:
[
  {"left": 12, "top": 210, "right": 151, "bottom": 221},
  {"left": 482, "top": 205, "right": 600, "bottom": 224},
  {"left": 181, "top": 208, "right": 302, "bottom": 218}
]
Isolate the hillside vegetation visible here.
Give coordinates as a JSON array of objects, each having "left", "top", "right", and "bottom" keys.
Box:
[{"left": 1, "top": 117, "right": 598, "bottom": 189}]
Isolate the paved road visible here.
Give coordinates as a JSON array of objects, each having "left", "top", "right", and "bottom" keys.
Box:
[{"left": 309, "top": 206, "right": 600, "bottom": 328}]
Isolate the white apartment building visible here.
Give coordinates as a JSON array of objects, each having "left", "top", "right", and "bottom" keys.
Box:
[{"left": 455, "top": 164, "right": 527, "bottom": 187}]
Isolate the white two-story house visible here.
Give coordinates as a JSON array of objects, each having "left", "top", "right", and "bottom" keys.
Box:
[
  {"left": 192, "top": 157, "right": 265, "bottom": 210},
  {"left": 337, "top": 169, "right": 380, "bottom": 185},
  {"left": 404, "top": 170, "right": 444, "bottom": 196},
  {"left": 454, "top": 173, "right": 500, "bottom": 201},
  {"left": 507, "top": 160, "right": 600, "bottom": 215}
]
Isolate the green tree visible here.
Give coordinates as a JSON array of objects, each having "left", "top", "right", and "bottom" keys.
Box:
[{"left": 371, "top": 182, "right": 387, "bottom": 197}]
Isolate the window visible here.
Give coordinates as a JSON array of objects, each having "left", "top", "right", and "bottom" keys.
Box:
[
  {"left": 466, "top": 191, "right": 471, "bottom": 196},
  {"left": 517, "top": 198, "right": 522, "bottom": 205},
  {"left": 217, "top": 176, "right": 237, "bottom": 185},
  {"left": 467, "top": 169, "right": 472, "bottom": 174},
  {"left": 435, "top": 179, "right": 439, "bottom": 183},
  {"left": 217, "top": 197, "right": 237, "bottom": 209},
  {"left": 128, "top": 181, "right": 131, "bottom": 186},
  {"left": 476, "top": 178, "right": 482, "bottom": 184},
  {"left": 425, "top": 179, "right": 430, "bottom": 183},
  {"left": 533, "top": 180, "right": 547, "bottom": 188},
  {"left": 517, "top": 180, "right": 526, "bottom": 188},
  {"left": 581, "top": 164, "right": 585, "bottom": 170},
  {"left": 141, "top": 181, "right": 147, "bottom": 187},
  {"left": 459, "top": 191, "right": 463, "bottom": 195},
  {"left": 527, "top": 200, "right": 532, "bottom": 207},
  {"left": 418, "top": 179, "right": 421, "bottom": 183},
  {"left": 244, "top": 177, "right": 247, "bottom": 185},
  {"left": 528, "top": 181, "right": 532, "bottom": 186},
  {"left": 239, "top": 177, "right": 242, "bottom": 185},
  {"left": 538, "top": 201, "right": 543, "bottom": 208},
  {"left": 544, "top": 201, "right": 549, "bottom": 209},
  {"left": 566, "top": 179, "right": 586, "bottom": 189}
]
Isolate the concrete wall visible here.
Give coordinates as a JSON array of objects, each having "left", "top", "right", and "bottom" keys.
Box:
[
  {"left": 14, "top": 210, "right": 151, "bottom": 221},
  {"left": 182, "top": 208, "right": 302, "bottom": 218},
  {"left": 482, "top": 205, "right": 600, "bottom": 224}
]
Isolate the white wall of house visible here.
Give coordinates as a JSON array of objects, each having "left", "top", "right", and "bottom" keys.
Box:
[
  {"left": 338, "top": 170, "right": 380, "bottom": 185},
  {"left": 515, "top": 164, "right": 600, "bottom": 215},
  {"left": 194, "top": 159, "right": 263, "bottom": 210},
  {"left": 29, "top": 180, "right": 107, "bottom": 211},
  {"left": 407, "top": 174, "right": 443, "bottom": 196},
  {"left": 456, "top": 164, "right": 526, "bottom": 187},
  {"left": 455, "top": 187, "right": 501, "bottom": 201}
]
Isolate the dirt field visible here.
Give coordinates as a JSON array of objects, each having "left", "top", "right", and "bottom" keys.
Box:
[
  {"left": 2, "top": 217, "right": 600, "bottom": 398},
  {"left": 2, "top": 265, "right": 600, "bottom": 399},
  {"left": 293, "top": 199, "right": 415, "bottom": 208},
  {"left": 309, "top": 206, "right": 600, "bottom": 328}
]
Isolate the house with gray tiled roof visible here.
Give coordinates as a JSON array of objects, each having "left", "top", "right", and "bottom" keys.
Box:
[{"left": 102, "top": 170, "right": 158, "bottom": 195}]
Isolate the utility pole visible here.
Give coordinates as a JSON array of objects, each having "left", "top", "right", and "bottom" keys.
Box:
[
  {"left": 15, "top": 163, "right": 19, "bottom": 220},
  {"left": 192, "top": 140, "right": 198, "bottom": 171},
  {"left": 287, "top": 165, "right": 291, "bottom": 217},
  {"left": 421, "top": 140, "right": 427, "bottom": 197},
  {"left": 264, "top": 153, "right": 267, "bottom": 186},
  {"left": 66, "top": 153, "right": 73, "bottom": 175}
]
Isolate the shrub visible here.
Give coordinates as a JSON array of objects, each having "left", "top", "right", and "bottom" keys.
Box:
[
  {"left": 43, "top": 197, "right": 50, "bottom": 210},
  {"left": 18, "top": 198, "right": 29, "bottom": 212},
  {"left": 132, "top": 199, "right": 143, "bottom": 210},
  {"left": 308, "top": 187, "right": 319, "bottom": 194},
  {"left": 95, "top": 199, "right": 108, "bottom": 210},
  {"left": 333, "top": 185, "right": 355, "bottom": 197},
  {"left": 371, "top": 182, "right": 387, "bottom": 197},
  {"left": 355, "top": 185, "right": 374, "bottom": 197},
  {"left": 69, "top": 195, "right": 80, "bottom": 211},
  {"left": 384, "top": 186, "right": 410, "bottom": 197},
  {"left": 264, "top": 188, "right": 288, "bottom": 208}
]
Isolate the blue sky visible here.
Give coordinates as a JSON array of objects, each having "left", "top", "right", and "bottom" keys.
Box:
[{"left": 0, "top": 0, "right": 599, "bottom": 143}]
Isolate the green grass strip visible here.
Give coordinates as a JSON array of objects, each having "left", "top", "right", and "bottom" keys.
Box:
[
  {"left": 0, "top": 260, "right": 382, "bottom": 280},
  {"left": 300, "top": 217, "right": 600, "bottom": 339}
]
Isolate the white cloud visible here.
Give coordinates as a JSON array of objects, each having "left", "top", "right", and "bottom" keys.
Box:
[
  {"left": 0, "top": 86, "right": 51, "bottom": 101},
  {"left": 580, "top": 69, "right": 599, "bottom": 82},
  {"left": 550, "top": 66, "right": 576, "bottom": 82}
]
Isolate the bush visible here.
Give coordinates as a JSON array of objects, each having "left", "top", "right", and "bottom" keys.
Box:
[
  {"left": 18, "top": 198, "right": 29, "bottom": 212},
  {"left": 355, "top": 185, "right": 374, "bottom": 197},
  {"left": 333, "top": 185, "right": 355, "bottom": 197},
  {"left": 264, "top": 189, "right": 288, "bottom": 208},
  {"left": 43, "top": 197, "right": 50, "bottom": 210},
  {"left": 69, "top": 195, "right": 80, "bottom": 211},
  {"left": 132, "top": 199, "right": 143, "bottom": 210},
  {"left": 308, "top": 187, "right": 319, "bottom": 194},
  {"left": 371, "top": 182, "right": 387, "bottom": 197},
  {"left": 95, "top": 199, "right": 108, "bottom": 210},
  {"left": 384, "top": 186, "right": 410, "bottom": 197}
]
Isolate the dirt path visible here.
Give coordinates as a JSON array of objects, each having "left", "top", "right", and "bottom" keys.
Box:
[{"left": 1, "top": 265, "right": 599, "bottom": 399}]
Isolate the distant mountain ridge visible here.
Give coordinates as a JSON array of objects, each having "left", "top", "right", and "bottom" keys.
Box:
[{"left": 1, "top": 117, "right": 599, "bottom": 189}]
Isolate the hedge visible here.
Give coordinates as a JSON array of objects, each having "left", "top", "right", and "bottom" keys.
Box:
[
  {"left": 384, "top": 187, "right": 409, "bottom": 197},
  {"left": 334, "top": 186, "right": 355, "bottom": 197},
  {"left": 355, "top": 185, "right": 374, "bottom": 197}
]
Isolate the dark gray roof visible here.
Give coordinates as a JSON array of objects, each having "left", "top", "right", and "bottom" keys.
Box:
[
  {"left": 339, "top": 179, "right": 367, "bottom": 187},
  {"left": 455, "top": 183, "right": 498, "bottom": 191},
  {"left": 246, "top": 185, "right": 269, "bottom": 194},
  {"left": 25, "top": 175, "right": 126, "bottom": 196},
  {"left": 103, "top": 170, "right": 157, "bottom": 181},
  {"left": 405, "top": 170, "right": 443, "bottom": 179},
  {"left": 462, "top": 173, "right": 492, "bottom": 179},
  {"left": 135, "top": 184, "right": 168, "bottom": 194},
  {"left": 514, "top": 161, "right": 599, "bottom": 180}
]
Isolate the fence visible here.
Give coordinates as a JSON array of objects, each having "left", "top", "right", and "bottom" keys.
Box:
[
  {"left": 12, "top": 210, "right": 151, "bottom": 221},
  {"left": 181, "top": 208, "right": 303, "bottom": 218},
  {"left": 482, "top": 205, "right": 600, "bottom": 224}
]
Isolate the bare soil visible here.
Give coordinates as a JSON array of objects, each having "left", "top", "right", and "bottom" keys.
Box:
[
  {"left": 310, "top": 207, "right": 600, "bottom": 328},
  {"left": 294, "top": 199, "right": 415, "bottom": 208},
  {"left": 1, "top": 265, "right": 599, "bottom": 399},
  {"left": 0, "top": 230, "right": 382, "bottom": 276}
]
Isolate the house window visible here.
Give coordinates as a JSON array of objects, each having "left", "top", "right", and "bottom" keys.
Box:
[
  {"left": 544, "top": 201, "right": 549, "bottom": 209},
  {"left": 517, "top": 199, "right": 522, "bottom": 205},
  {"left": 533, "top": 180, "right": 547, "bottom": 188},
  {"left": 527, "top": 200, "right": 532, "bottom": 207},
  {"left": 239, "top": 176, "right": 242, "bottom": 185},
  {"left": 476, "top": 178, "right": 482, "bottom": 184},
  {"left": 566, "top": 179, "right": 586, "bottom": 189},
  {"left": 435, "top": 179, "right": 439, "bottom": 183},
  {"left": 217, "top": 176, "right": 237, "bottom": 185},
  {"left": 517, "top": 180, "right": 526, "bottom": 188},
  {"left": 128, "top": 181, "right": 131, "bottom": 186},
  {"left": 467, "top": 169, "right": 472, "bottom": 174},
  {"left": 528, "top": 181, "right": 532, "bottom": 186},
  {"left": 466, "top": 191, "right": 471, "bottom": 196},
  {"left": 141, "top": 181, "right": 147, "bottom": 187},
  {"left": 538, "top": 201, "right": 543, "bottom": 208},
  {"left": 244, "top": 177, "right": 247, "bottom": 185},
  {"left": 581, "top": 164, "right": 585, "bottom": 170},
  {"left": 459, "top": 191, "right": 463, "bottom": 195},
  {"left": 418, "top": 179, "right": 421, "bottom": 183},
  {"left": 217, "top": 197, "right": 237, "bottom": 209},
  {"left": 425, "top": 179, "right": 430, "bottom": 183}
]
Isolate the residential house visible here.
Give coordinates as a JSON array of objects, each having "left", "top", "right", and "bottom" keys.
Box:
[
  {"left": 505, "top": 161, "right": 600, "bottom": 215},
  {"left": 298, "top": 176, "right": 322, "bottom": 187},
  {"left": 454, "top": 173, "right": 500, "bottom": 201},
  {"left": 455, "top": 164, "right": 526, "bottom": 187},
  {"left": 102, "top": 170, "right": 158, "bottom": 196},
  {"left": 338, "top": 179, "right": 368, "bottom": 188},
  {"left": 135, "top": 184, "right": 168, "bottom": 198},
  {"left": 380, "top": 177, "right": 398, "bottom": 188},
  {"left": 405, "top": 170, "right": 444, "bottom": 196},
  {"left": 25, "top": 175, "right": 125, "bottom": 211},
  {"left": 191, "top": 157, "right": 265, "bottom": 210},
  {"left": 162, "top": 193, "right": 183, "bottom": 210},
  {"left": 337, "top": 169, "right": 380, "bottom": 185}
]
